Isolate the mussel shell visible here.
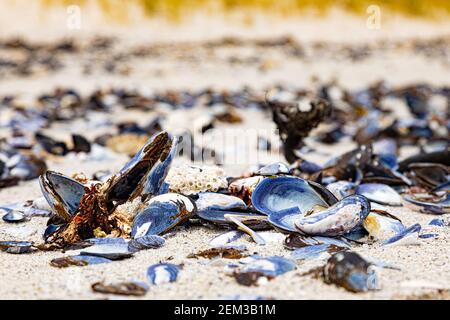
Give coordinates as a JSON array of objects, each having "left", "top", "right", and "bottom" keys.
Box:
[
  {"left": 131, "top": 193, "right": 196, "bottom": 238},
  {"left": 195, "top": 193, "right": 247, "bottom": 212},
  {"left": 383, "top": 223, "right": 421, "bottom": 246},
  {"left": 362, "top": 210, "right": 405, "bottom": 241},
  {"left": 255, "top": 162, "right": 290, "bottom": 176},
  {"left": 267, "top": 207, "right": 302, "bottom": 233},
  {"left": 2, "top": 210, "right": 27, "bottom": 223},
  {"left": 326, "top": 181, "right": 356, "bottom": 200},
  {"left": 289, "top": 244, "right": 339, "bottom": 261},
  {"left": 403, "top": 192, "right": 450, "bottom": 214},
  {"left": 105, "top": 131, "right": 171, "bottom": 203},
  {"left": 295, "top": 195, "right": 371, "bottom": 237},
  {"left": 147, "top": 263, "right": 180, "bottom": 285},
  {"left": 39, "top": 171, "right": 85, "bottom": 220},
  {"left": 128, "top": 235, "right": 165, "bottom": 252},
  {"left": 240, "top": 255, "right": 296, "bottom": 277},
  {"left": 210, "top": 230, "right": 245, "bottom": 247},
  {"left": 0, "top": 241, "right": 33, "bottom": 254},
  {"left": 356, "top": 183, "right": 403, "bottom": 206},
  {"left": 283, "top": 234, "right": 351, "bottom": 250},
  {"left": 251, "top": 176, "right": 335, "bottom": 216},
  {"left": 197, "top": 210, "right": 269, "bottom": 230},
  {"left": 130, "top": 135, "right": 178, "bottom": 199},
  {"left": 323, "top": 251, "right": 378, "bottom": 293},
  {"left": 80, "top": 243, "right": 133, "bottom": 260}
]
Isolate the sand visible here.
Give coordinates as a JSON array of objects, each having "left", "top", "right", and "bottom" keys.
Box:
[{"left": 0, "top": 6, "right": 449, "bottom": 300}]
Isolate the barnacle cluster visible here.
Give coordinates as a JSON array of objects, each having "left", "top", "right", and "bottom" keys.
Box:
[{"left": 166, "top": 165, "right": 228, "bottom": 195}]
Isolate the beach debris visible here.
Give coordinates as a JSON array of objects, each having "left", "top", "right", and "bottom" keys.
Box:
[
  {"left": 188, "top": 246, "right": 248, "bottom": 259},
  {"left": 2, "top": 210, "right": 27, "bottom": 223},
  {"left": 362, "top": 210, "right": 405, "bottom": 241},
  {"left": 128, "top": 235, "right": 166, "bottom": 252},
  {"left": 233, "top": 256, "right": 296, "bottom": 286},
  {"left": 80, "top": 243, "right": 133, "bottom": 260},
  {"left": 323, "top": 251, "right": 378, "bottom": 292},
  {"left": 50, "top": 255, "right": 112, "bottom": 268},
  {"left": 92, "top": 281, "right": 149, "bottom": 296},
  {"left": 356, "top": 183, "right": 403, "bottom": 206},
  {"left": 0, "top": 241, "right": 34, "bottom": 254},
  {"left": 383, "top": 223, "right": 422, "bottom": 246},
  {"left": 209, "top": 230, "right": 245, "bottom": 247},
  {"left": 147, "top": 263, "right": 180, "bottom": 285}
]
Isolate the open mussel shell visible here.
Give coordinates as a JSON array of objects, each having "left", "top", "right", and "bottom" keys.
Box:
[
  {"left": 147, "top": 263, "right": 180, "bottom": 285},
  {"left": 105, "top": 131, "right": 172, "bottom": 204},
  {"left": 403, "top": 192, "right": 450, "bottom": 214},
  {"left": 356, "top": 183, "right": 403, "bottom": 206},
  {"left": 131, "top": 193, "right": 196, "bottom": 238},
  {"left": 130, "top": 135, "right": 179, "bottom": 199},
  {"left": 251, "top": 176, "right": 337, "bottom": 216},
  {"left": 295, "top": 195, "right": 371, "bottom": 237},
  {"left": 383, "top": 223, "right": 421, "bottom": 246},
  {"left": 0, "top": 241, "right": 34, "bottom": 254},
  {"left": 39, "top": 171, "right": 85, "bottom": 221},
  {"left": 80, "top": 243, "right": 133, "bottom": 260},
  {"left": 323, "top": 251, "right": 378, "bottom": 293},
  {"left": 362, "top": 210, "right": 405, "bottom": 241}
]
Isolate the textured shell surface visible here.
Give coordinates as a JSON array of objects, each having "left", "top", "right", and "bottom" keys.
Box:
[{"left": 295, "top": 195, "right": 370, "bottom": 236}]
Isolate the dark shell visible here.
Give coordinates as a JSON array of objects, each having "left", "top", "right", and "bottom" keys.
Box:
[
  {"left": 383, "top": 223, "right": 421, "bottom": 246},
  {"left": 105, "top": 131, "right": 172, "bottom": 204},
  {"left": 92, "top": 281, "right": 148, "bottom": 296},
  {"left": 403, "top": 192, "right": 450, "bottom": 214},
  {"left": 50, "top": 255, "right": 112, "bottom": 268},
  {"left": 323, "top": 251, "right": 378, "bottom": 293}
]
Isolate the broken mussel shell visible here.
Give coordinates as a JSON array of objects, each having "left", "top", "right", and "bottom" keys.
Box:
[
  {"left": 188, "top": 246, "right": 248, "bottom": 259},
  {"left": 92, "top": 281, "right": 149, "bottom": 296},
  {"left": 383, "top": 223, "right": 422, "bottom": 246},
  {"left": 0, "top": 241, "right": 34, "bottom": 254},
  {"left": 403, "top": 191, "right": 450, "bottom": 215},
  {"left": 323, "top": 251, "right": 378, "bottom": 293},
  {"left": 362, "top": 210, "right": 405, "bottom": 241},
  {"left": 233, "top": 255, "right": 296, "bottom": 286},
  {"left": 50, "top": 255, "right": 112, "bottom": 268}
]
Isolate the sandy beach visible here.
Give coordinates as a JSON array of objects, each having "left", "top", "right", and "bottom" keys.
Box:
[{"left": 0, "top": 2, "right": 449, "bottom": 300}]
